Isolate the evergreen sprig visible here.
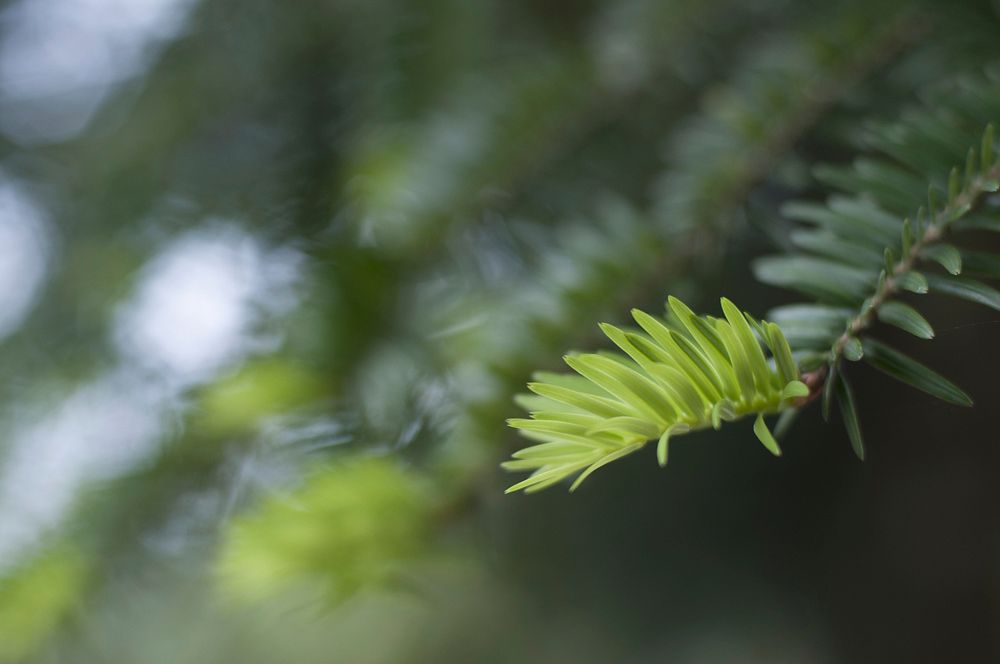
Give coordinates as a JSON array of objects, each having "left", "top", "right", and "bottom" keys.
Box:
[
  {"left": 756, "top": 68, "right": 1000, "bottom": 457},
  {"left": 502, "top": 297, "right": 807, "bottom": 493},
  {"left": 504, "top": 69, "right": 1000, "bottom": 492}
]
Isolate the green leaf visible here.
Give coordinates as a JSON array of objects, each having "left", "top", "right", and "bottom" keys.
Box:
[
  {"left": 720, "top": 298, "right": 773, "bottom": 394},
  {"left": 769, "top": 304, "right": 853, "bottom": 328},
  {"left": 921, "top": 244, "right": 962, "bottom": 275},
  {"left": 527, "top": 382, "right": 634, "bottom": 419},
  {"left": 713, "top": 320, "right": 756, "bottom": 400},
  {"left": 656, "top": 429, "right": 670, "bottom": 467},
  {"left": 753, "top": 256, "right": 876, "bottom": 305},
  {"left": 664, "top": 331, "right": 727, "bottom": 400},
  {"left": 822, "top": 363, "right": 837, "bottom": 422},
  {"left": 795, "top": 351, "right": 828, "bottom": 373},
  {"left": 790, "top": 231, "right": 883, "bottom": 267},
  {"left": 622, "top": 331, "right": 675, "bottom": 366},
  {"left": 965, "top": 147, "right": 977, "bottom": 187},
  {"left": 884, "top": 247, "right": 897, "bottom": 275},
  {"left": 742, "top": 311, "right": 768, "bottom": 341},
  {"left": 628, "top": 309, "right": 675, "bottom": 350},
  {"left": 925, "top": 273, "right": 1000, "bottom": 312},
  {"left": 636, "top": 333, "right": 722, "bottom": 404},
  {"left": 834, "top": 373, "right": 865, "bottom": 461},
  {"left": 828, "top": 196, "right": 902, "bottom": 242},
  {"left": 586, "top": 416, "right": 661, "bottom": 440},
  {"left": 509, "top": 440, "right": 601, "bottom": 460},
  {"left": 862, "top": 338, "right": 972, "bottom": 407},
  {"left": 564, "top": 354, "right": 675, "bottom": 425},
  {"left": 813, "top": 161, "right": 924, "bottom": 214},
  {"left": 843, "top": 337, "right": 863, "bottom": 361},
  {"left": 896, "top": 271, "right": 928, "bottom": 294},
  {"left": 711, "top": 400, "right": 736, "bottom": 429},
  {"left": 507, "top": 417, "right": 592, "bottom": 437},
  {"left": 781, "top": 200, "right": 897, "bottom": 245},
  {"left": 753, "top": 414, "right": 781, "bottom": 457},
  {"left": 569, "top": 443, "right": 645, "bottom": 492},
  {"left": 505, "top": 458, "right": 596, "bottom": 494},
  {"left": 954, "top": 215, "right": 1000, "bottom": 233},
  {"left": 928, "top": 185, "right": 940, "bottom": 217},
  {"left": 599, "top": 323, "right": 654, "bottom": 368},
  {"left": 689, "top": 315, "right": 732, "bottom": 364},
  {"left": 665, "top": 298, "right": 740, "bottom": 399},
  {"left": 915, "top": 207, "right": 928, "bottom": 239},
  {"left": 773, "top": 408, "right": 799, "bottom": 440},
  {"left": 656, "top": 424, "right": 690, "bottom": 468},
  {"left": 920, "top": 244, "right": 962, "bottom": 274},
  {"left": 632, "top": 309, "right": 727, "bottom": 401},
  {"left": 780, "top": 380, "right": 809, "bottom": 400},
  {"left": 948, "top": 201, "right": 972, "bottom": 222},
  {"left": 646, "top": 364, "right": 708, "bottom": 418},
  {"left": 877, "top": 301, "right": 934, "bottom": 339},
  {"left": 765, "top": 322, "right": 799, "bottom": 385},
  {"left": 767, "top": 304, "right": 851, "bottom": 350}
]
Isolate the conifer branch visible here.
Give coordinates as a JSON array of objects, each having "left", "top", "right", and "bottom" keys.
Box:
[{"left": 831, "top": 153, "right": 1000, "bottom": 362}]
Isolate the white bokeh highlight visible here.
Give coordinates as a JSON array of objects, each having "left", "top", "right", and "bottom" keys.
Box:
[
  {"left": 114, "top": 224, "right": 304, "bottom": 386},
  {"left": 0, "top": 174, "right": 51, "bottom": 341},
  {"left": 0, "top": 0, "right": 200, "bottom": 143},
  {"left": 0, "top": 222, "right": 304, "bottom": 571}
]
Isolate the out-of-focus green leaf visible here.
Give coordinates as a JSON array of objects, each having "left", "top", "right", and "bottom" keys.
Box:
[
  {"left": 217, "top": 458, "right": 438, "bottom": 603},
  {"left": 753, "top": 256, "right": 876, "bottom": 304},
  {"left": 926, "top": 273, "right": 1000, "bottom": 312},
  {"left": 834, "top": 373, "right": 865, "bottom": 460},
  {"left": 0, "top": 547, "right": 87, "bottom": 663},
  {"left": 863, "top": 338, "right": 972, "bottom": 406}
]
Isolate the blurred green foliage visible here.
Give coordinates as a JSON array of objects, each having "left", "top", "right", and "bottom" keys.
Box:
[
  {"left": 217, "top": 458, "right": 438, "bottom": 603},
  {"left": 0, "top": 548, "right": 85, "bottom": 662},
  {"left": 196, "top": 359, "right": 326, "bottom": 437}
]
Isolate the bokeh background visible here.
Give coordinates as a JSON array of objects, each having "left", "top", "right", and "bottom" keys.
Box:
[{"left": 1, "top": 0, "right": 1000, "bottom": 661}]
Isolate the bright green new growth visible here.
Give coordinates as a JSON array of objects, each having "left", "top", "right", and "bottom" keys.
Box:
[{"left": 502, "top": 297, "right": 807, "bottom": 493}]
